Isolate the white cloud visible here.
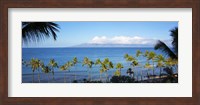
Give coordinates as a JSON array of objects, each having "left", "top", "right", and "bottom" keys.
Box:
[{"left": 89, "top": 36, "right": 162, "bottom": 45}]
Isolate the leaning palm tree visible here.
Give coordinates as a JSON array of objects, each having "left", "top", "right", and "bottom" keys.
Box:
[
  {"left": 48, "top": 59, "right": 58, "bottom": 81},
  {"left": 65, "top": 61, "right": 73, "bottom": 82},
  {"left": 154, "top": 27, "right": 178, "bottom": 59},
  {"left": 147, "top": 51, "right": 156, "bottom": 79},
  {"left": 124, "top": 54, "right": 139, "bottom": 81},
  {"left": 28, "top": 58, "right": 41, "bottom": 83},
  {"left": 60, "top": 65, "right": 67, "bottom": 83},
  {"left": 88, "top": 60, "right": 94, "bottom": 81},
  {"left": 165, "top": 58, "right": 177, "bottom": 71},
  {"left": 124, "top": 53, "right": 130, "bottom": 67},
  {"left": 103, "top": 58, "right": 114, "bottom": 81},
  {"left": 136, "top": 50, "right": 142, "bottom": 57},
  {"left": 72, "top": 57, "right": 78, "bottom": 81},
  {"left": 82, "top": 57, "right": 94, "bottom": 81},
  {"left": 114, "top": 70, "right": 121, "bottom": 76},
  {"left": 144, "top": 62, "right": 153, "bottom": 80},
  {"left": 29, "top": 58, "right": 37, "bottom": 83},
  {"left": 135, "top": 50, "right": 142, "bottom": 81},
  {"left": 155, "top": 54, "right": 165, "bottom": 78},
  {"left": 131, "top": 59, "right": 139, "bottom": 79},
  {"left": 35, "top": 59, "right": 42, "bottom": 83},
  {"left": 60, "top": 61, "right": 72, "bottom": 83},
  {"left": 95, "top": 58, "right": 103, "bottom": 81},
  {"left": 144, "top": 50, "right": 149, "bottom": 58},
  {"left": 124, "top": 53, "right": 129, "bottom": 59},
  {"left": 41, "top": 65, "right": 51, "bottom": 83},
  {"left": 22, "top": 22, "right": 60, "bottom": 43},
  {"left": 106, "top": 61, "right": 114, "bottom": 81},
  {"left": 116, "top": 63, "right": 124, "bottom": 76}
]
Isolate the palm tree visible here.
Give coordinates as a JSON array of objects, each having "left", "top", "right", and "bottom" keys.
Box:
[
  {"left": 35, "top": 59, "right": 42, "bottom": 83},
  {"left": 22, "top": 22, "right": 60, "bottom": 43},
  {"left": 114, "top": 70, "right": 121, "bottom": 76},
  {"left": 48, "top": 59, "right": 58, "bottom": 81},
  {"left": 124, "top": 54, "right": 139, "bottom": 81},
  {"left": 144, "top": 50, "right": 149, "bottom": 58},
  {"left": 95, "top": 58, "right": 103, "bottom": 81},
  {"left": 29, "top": 58, "right": 37, "bottom": 83},
  {"left": 88, "top": 60, "right": 94, "bottom": 81},
  {"left": 126, "top": 68, "right": 134, "bottom": 77},
  {"left": 131, "top": 59, "right": 139, "bottom": 79},
  {"left": 163, "top": 67, "right": 177, "bottom": 83},
  {"left": 144, "top": 62, "right": 153, "bottom": 79},
  {"left": 136, "top": 50, "right": 142, "bottom": 81},
  {"left": 95, "top": 58, "right": 114, "bottom": 82},
  {"left": 27, "top": 58, "right": 42, "bottom": 83},
  {"left": 155, "top": 54, "right": 165, "bottom": 78},
  {"left": 72, "top": 57, "right": 78, "bottom": 81},
  {"left": 154, "top": 27, "right": 178, "bottom": 59},
  {"left": 41, "top": 65, "right": 51, "bottom": 83},
  {"left": 82, "top": 57, "right": 94, "bottom": 81},
  {"left": 124, "top": 53, "right": 130, "bottom": 69},
  {"left": 65, "top": 61, "right": 73, "bottom": 82},
  {"left": 136, "top": 50, "right": 142, "bottom": 57},
  {"left": 103, "top": 58, "right": 114, "bottom": 81},
  {"left": 60, "top": 61, "right": 72, "bottom": 83},
  {"left": 116, "top": 63, "right": 124, "bottom": 76},
  {"left": 107, "top": 61, "right": 114, "bottom": 81},
  {"left": 147, "top": 51, "right": 156, "bottom": 79},
  {"left": 60, "top": 65, "right": 67, "bottom": 83},
  {"left": 165, "top": 58, "right": 177, "bottom": 71}
]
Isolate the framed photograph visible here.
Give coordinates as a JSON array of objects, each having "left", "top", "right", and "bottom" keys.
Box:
[{"left": 0, "top": 0, "right": 199, "bottom": 105}]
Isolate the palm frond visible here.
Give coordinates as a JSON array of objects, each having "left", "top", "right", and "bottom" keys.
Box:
[
  {"left": 22, "top": 22, "right": 60, "bottom": 44},
  {"left": 154, "top": 40, "right": 177, "bottom": 59},
  {"left": 170, "top": 27, "right": 178, "bottom": 55}
]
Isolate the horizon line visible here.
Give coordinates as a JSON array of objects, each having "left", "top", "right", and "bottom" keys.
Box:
[{"left": 22, "top": 46, "right": 156, "bottom": 48}]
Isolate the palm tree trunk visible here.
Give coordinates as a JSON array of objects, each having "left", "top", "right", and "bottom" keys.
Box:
[
  {"left": 135, "top": 70, "right": 138, "bottom": 81},
  {"left": 106, "top": 71, "right": 108, "bottom": 82},
  {"left": 141, "top": 70, "right": 143, "bottom": 81},
  {"left": 90, "top": 69, "right": 92, "bottom": 81},
  {"left": 52, "top": 68, "right": 55, "bottom": 81},
  {"left": 48, "top": 74, "right": 50, "bottom": 83},
  {"left": 152, "top": 61, "right": 155, "bottom": 80},
  {"left": 100, "top": 72, "right": 102, "bottom": 81},
  {"left": 160, "top": 67, "right": 162, "bottom": 78},
  {"left": 32, "top": 71, "right": 34, "bottom": 83},
  {"left": 74, "top": 74, "right": 76, "bottom": 81},
  {"left": 119, "top": 69, "right": 121, "bottom": 76},
  {"left": 147, "top": 70, "right": 149, "bottom": 79},
  {"left": 64, "top": 71, "right": 66, "bottom": 83},
  {"left": 87, "top": 68, "right": 90, "bottom": 81},
  {"left": 38, "top": 69, "right": 40, "bottom": 83},
  {"left": 74, "top": 67, "right": 76, "bottom": 81},
  {"left": 131, "top": 67, "right": 134, "bottom": 78}
]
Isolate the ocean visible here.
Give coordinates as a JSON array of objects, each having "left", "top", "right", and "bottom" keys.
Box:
[{"left": 22, "top": 47, "right": 171, "bottom": 83}]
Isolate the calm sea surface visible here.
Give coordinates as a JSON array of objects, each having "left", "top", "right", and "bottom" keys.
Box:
[{"left": 22, "top": 47, "right": 171, "bottom": 83}]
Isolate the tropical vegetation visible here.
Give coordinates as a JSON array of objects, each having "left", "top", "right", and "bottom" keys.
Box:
[
  {"left": 22, "top": 25, "right": 178, "bottom": 83},
  {"left": 23, "top": 49, "right": 178, "bottom": 83}
]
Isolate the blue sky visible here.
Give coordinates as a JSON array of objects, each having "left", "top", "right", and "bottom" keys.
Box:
[{"left": 23, "top": 22, "right": 178, "bottom": 47}]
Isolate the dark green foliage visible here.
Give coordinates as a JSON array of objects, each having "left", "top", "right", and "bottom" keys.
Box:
[
  {"left": 162, "top": 67, "right": 178, "bottom": 83},
  {"left": 154, "top": 27, "right": 178, "bottom": 60},
  {"left": 82, "top": 79, "right": 103, "bottom": 83},
  {"left": 22, "top": 22, "right": 60, "bottom": 43},
  {"left": 110, "top": 76, "right": 135, "bottom": 83},
  {"left": 154, "top": 40, "right": 177, "bottom": 59},
  {"left": 73, "top": 80, "right": 78, "bottom": 83}
]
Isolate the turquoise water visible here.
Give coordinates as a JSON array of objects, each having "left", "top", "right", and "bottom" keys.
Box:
[{"left": 22, "top": 47, "right": 171, "bottom": 83}]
